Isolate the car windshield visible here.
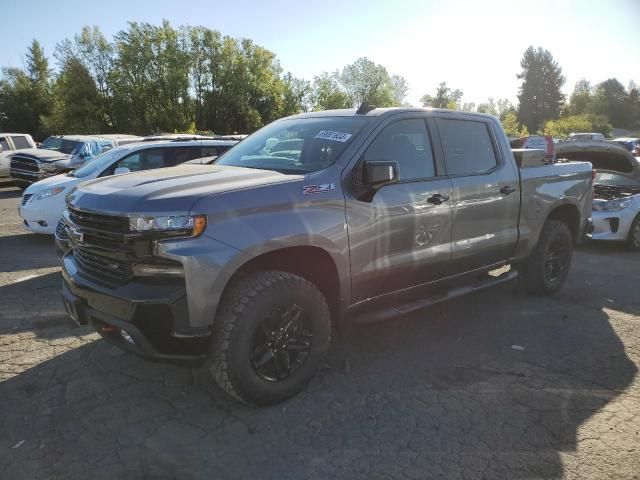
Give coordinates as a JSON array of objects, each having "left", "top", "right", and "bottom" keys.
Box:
[
  {"left": 215, "top": 117, "right": 367, "bottom": 173},
  {"left": 69, "top": 147, "right": 125, "bottom": 178},
  {"left": 40, "top": 137, "right": 83, "bottom": 155}
]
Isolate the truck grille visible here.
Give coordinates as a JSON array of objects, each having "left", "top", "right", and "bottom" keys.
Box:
[
  {"left": 11, "top": 155, "right": 40, "bottom": 173},
  {"left": 21, "top": 194, "right": 33, "bottom": 206},
  {"left": 74, "top": 247, "right": 133, "bottom": 284},
  {"left": 67, "top": 206, "right": 129, "bottom": 234}
]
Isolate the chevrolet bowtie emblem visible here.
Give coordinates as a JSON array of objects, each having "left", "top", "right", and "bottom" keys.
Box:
[{"left": 70, "top": 227, "right": 84, "bottom": 244}]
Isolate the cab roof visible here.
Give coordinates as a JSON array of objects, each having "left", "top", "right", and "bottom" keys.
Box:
[{"left": 286, "top": 106, "right": 498, "bottom": 121}]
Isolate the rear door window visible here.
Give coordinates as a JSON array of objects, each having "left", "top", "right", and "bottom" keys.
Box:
[
  {"left": 10, "top": 136, "right": 30, "bottom": 149},
  {"left": 164, "top": 147, "right": 206, "bottom": 166},
  {"left": 437, "top": 119, "right": 498, "bottom": 176},
  {"left": 0, "top": 137, "right": 9, "bottom": 151}
]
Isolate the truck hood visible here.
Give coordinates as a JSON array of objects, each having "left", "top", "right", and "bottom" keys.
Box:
[
  {"left": 12, "top": 148, "right": 71, "bottom": 163},
  {"left": 555, "top": 141, "right": 640, "bottom": 179},
  {"left": 67, "top": 164, "right": 302, "bottom": 215}
]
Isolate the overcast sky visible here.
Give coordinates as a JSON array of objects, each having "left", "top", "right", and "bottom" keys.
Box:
[{"left": 1, "top": 0, "right": 638, "bottom": 106}]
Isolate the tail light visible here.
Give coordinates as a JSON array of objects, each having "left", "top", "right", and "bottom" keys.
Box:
[{"left": 544, "top": 135, "right": 556, "bottom": 163}]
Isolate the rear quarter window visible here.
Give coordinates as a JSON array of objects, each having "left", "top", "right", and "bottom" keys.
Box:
[
  {"left": 437, "top": 119, "right": 498, "bottom": 176},
  {"left": 10, "top": 136, "right": 31, "bottom": 149}
]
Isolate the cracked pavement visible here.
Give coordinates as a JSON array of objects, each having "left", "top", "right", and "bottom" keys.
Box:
[{"left": 0, "top": 180, "right": 639, "bottom": 479}]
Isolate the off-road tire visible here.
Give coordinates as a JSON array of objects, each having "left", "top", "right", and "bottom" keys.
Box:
[
  {"left": 522, "top": 220, "right": 573, "bottom": 295},
  {"left": 209, "top": 271, "right": 331, "bottom": 405},
  {"left": 626, "top": 214, "right": 640, "bottom": 251}
]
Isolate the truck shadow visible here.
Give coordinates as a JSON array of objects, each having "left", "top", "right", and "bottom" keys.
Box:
[
  {"left": 1, "top": 277, "right": 636, "bottom": 478},
  {"left": 0, "top": 233, "right": 60, "bottom": 272}
]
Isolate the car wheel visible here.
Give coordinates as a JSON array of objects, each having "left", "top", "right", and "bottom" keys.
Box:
[
  {"left": 626, "top": 215, "right": 640, "bottom": 251},
  {"left": 208, "top": 271, "right": 331, "bottom": 405},
  {"left": 523, "top": 220, "right": 573, "bottom": 295}
]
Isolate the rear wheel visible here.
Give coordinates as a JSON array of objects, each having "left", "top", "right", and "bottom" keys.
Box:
[
  {"left": 208, "top": 271, "right": 331, "bottom": 405},
  {"left": 522, "top": 220, "right": 573, "bottom": 295},
  {"left": 626, "top": 215, "right": 640, "bottom": 251}
]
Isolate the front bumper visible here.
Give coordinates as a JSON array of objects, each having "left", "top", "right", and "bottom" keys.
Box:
[
  {"left": 19, "top": 200, "right": 61, "bottom": 235},
  {"left": 589, "top": 209, "right": 635, "bottom": 242},
  {"left": 61, "top": 253, "right": 211, "bottom": 362}
]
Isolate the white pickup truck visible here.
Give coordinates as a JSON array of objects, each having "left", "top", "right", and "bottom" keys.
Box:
[{"left": 0, "top": 133, "right": 37, "bottom": 178}]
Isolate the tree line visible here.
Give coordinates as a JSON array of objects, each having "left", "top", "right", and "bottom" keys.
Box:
[
  {"left": 420, "top": 46, "right": 640, "bottom": 137},
  {"left": 0, "top": 22, "right": 409, "bottom": 140},
  {"left": 1, "top": 22, "right": 638, "bottom": 140}
]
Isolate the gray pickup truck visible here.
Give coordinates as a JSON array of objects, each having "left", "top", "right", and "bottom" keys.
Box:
[{"left": 59, "top": 106, "right": 593, "bottom": 405}]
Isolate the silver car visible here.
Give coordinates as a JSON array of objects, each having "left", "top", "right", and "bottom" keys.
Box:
[{"left": 556, "top": 141, "right": 640, "bottom": 249}]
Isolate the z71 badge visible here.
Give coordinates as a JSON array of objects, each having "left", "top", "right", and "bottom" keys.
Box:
[{"left": 303, "top": 183, "right": 336, "bottom": 195}]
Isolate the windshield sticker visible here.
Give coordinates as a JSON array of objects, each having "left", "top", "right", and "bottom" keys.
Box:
[
  {"left": 303, "top": 183, "right": 336, "bottom": 195},
  {"left": 315, "top": 131, "right": 352, "bottom": 143}
]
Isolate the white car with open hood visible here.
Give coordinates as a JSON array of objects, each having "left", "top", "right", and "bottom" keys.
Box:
[{"left": 556, "top": 141, "right": 640, "bottom": 249}]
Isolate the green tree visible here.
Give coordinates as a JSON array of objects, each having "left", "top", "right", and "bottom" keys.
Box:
[
  {"left": 590, "top": 78, "right": 633, "bottom": 128},
  {"left": 501, "top": 111, "right": 529, "bottom": 137},
  {"left": 42, "top": 57, "right": 103, "bottom": 134},
  {"left": 543, "top": 114, "right": 611, "bottom": 137},
  {"left": 310, "top": 72, "right": 351, "bottom": 110},
  {"left": 568, "top": 79, "right": 592, "bottom": 115},
  {"left": 0, "top": 40, "right": 54, "bottom": 138},
  {"left": 420, "top": 82, "right": 463, "bottom": 109},
  {"left": 338, "top": 57, "right": 407, "bottom": 107},
  {"left": 516, "top": 46, "right": 565, "bottom": 133}
]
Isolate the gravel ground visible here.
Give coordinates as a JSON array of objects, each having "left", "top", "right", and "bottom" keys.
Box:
[{"left": 0, "top": 179, "right": 638, "bottom": 479}]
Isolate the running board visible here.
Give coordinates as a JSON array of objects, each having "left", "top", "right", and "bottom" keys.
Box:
[{"left": 352, "top": 268, "right": 519, "bottom": 325}]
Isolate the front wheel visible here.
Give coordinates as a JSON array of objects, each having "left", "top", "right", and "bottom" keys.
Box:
[
  {"left": 626, "top": 215, "right": 640, "bottom": 251},
  {"left": 522, "top": 220, "right": 573, "bottom": 295},
  {"left": 208, "top": 271, "right": 331, "bottom": 405}
]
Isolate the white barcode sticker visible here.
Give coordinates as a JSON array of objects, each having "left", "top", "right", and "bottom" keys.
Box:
[{"left": 315, "top": 130, "right": 352, "bottom": 143}]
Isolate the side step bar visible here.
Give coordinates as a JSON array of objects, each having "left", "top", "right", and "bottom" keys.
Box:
[{"left": 352, "top": 268, "right": 519, "bottom": 325}]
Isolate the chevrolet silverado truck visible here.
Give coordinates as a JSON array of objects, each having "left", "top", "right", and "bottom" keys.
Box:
[{"left": 59, "top": 106, "right": 593, "bottom": 405}]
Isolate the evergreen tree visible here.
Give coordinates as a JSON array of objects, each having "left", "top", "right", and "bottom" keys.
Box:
[{"left": 516, "top": 47, "right": 565, "bottom": 133}]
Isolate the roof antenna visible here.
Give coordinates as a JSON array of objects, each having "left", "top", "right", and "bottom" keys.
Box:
[{"left": 356, "top": 102, "right": 376, "bottom": 115}]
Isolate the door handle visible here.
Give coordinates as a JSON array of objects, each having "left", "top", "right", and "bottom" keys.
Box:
[
  {"left": 500, "top": 185, "right": 516, "bottom": 195},
  {"left": 427, "top": 193, "right": 450, "bottom": 205}
]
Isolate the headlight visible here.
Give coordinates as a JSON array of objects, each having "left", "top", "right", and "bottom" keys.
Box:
[
  {"left": 593, "top": 198, "right": 633, "bottom": 212},
  {"left": 32, "top": 187, "right": 65, "bottom": 202},
  {"left": 129, "top": 214, "right": 207, "bottom": 237},
  {"left": 41, "top": 163, "right": 57, "bottom": 173}
]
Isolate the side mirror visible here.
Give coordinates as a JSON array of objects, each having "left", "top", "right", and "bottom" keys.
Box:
[
  {"left": 362, "top": 160, "right": 398, "bottom": 187},
  {"left": 114, "top": 167, "right": 130, "bottom": 175}
]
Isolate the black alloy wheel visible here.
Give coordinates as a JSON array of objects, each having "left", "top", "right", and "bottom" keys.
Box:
[{"left": 250, "top": 304, "right": 313, "bottom": 382}]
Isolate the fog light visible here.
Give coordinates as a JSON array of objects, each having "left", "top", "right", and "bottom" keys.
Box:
[
  {"left": 132, "top": 264, "right": 184, "bottom": 277},
  {"left": 37, "top": 220, "right": 48, "bottom": 227},
  {"left": 121, "top": 330, "right": 135, "bottom": 345}
]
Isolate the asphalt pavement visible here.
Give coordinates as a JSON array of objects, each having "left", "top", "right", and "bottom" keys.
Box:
[{"left": 1, "top": 179, "right": 638, "bottom": 479}]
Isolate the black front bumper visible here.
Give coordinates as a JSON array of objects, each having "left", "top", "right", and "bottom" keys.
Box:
[{"left": 61, "top": 254, "right": 211, "bottom": 363}]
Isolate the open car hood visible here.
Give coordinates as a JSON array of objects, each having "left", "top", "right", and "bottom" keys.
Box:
[{"left": 555, "top": 141, "right": 640, "bottom": 180}]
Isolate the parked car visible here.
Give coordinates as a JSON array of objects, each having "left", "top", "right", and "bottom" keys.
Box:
[
  {"left": 556, "top": 141, "right": 640, "bottom": 249},
  {"left": 0, "top": 133, "right": 37, "bottom": 178},
  {"left": 59, "top": 106, "right": 593, "bottom": 405},
  {"left": 509, "top": 135, "right": 555, "bottom": 163},
  {"left": 566, "top": 132, "right": 606, "bottom": 142},
  {"left": 20, "top": 139, "right": 237, "bottom": 236},
  {"left": 611, "top": 137, "right": 640, "bottom": 157},
  {"left": 9, "top": 134, "right": 143, "bottom": 187}
]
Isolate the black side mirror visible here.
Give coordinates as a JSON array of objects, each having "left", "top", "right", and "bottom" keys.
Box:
[{"left": 362, "top": 160, "right": 399, "bottom": 187}]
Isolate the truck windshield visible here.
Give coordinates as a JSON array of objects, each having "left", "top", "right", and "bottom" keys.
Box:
[
  {"left": 40, "top": 137, "right": 83, "bottom": 155},
  {"left": 215, "top": 117, "right": 367, "bottom": 173},
  {"left": 70, "top": 148, "right": 124, "bottom": 178}
]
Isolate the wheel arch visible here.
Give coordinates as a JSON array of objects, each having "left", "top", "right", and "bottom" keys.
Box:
[{"left": 215, "top": 245, "right": 346, "bottom": 329}]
